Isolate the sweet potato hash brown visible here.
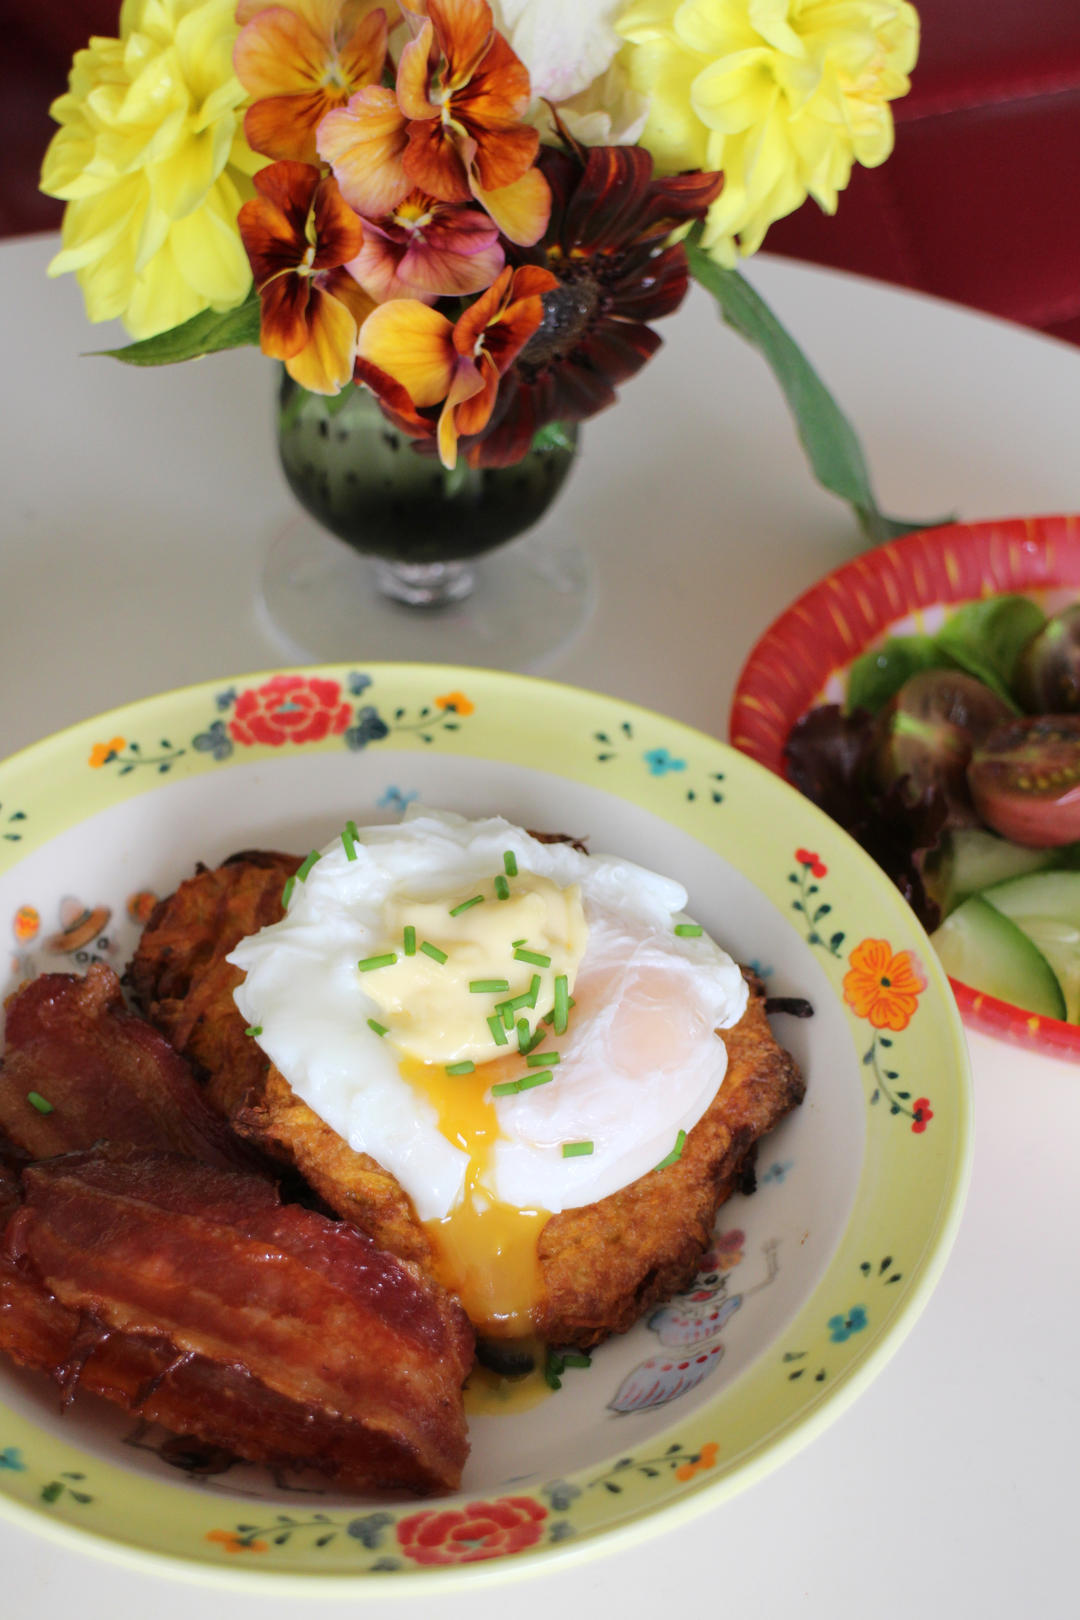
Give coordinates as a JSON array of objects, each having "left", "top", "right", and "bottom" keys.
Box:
[{"left": 128, "top": 846, "right": 805, "bottom": 1351}]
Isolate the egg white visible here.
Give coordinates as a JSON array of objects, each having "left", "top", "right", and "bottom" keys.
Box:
[{"left": 228, "top": 809, "right": 748, "bottom": 1220}]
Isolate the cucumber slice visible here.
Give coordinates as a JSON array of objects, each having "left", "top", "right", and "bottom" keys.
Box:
[
  {"left": 931, "top": 895, "right": 1066, "bottom": 1019},
  {"left": 981, "top": 870, "right": 1080, "bottom": 1021},
  {"left": 938, "top": 828, "right": 1058, "bottom": 915}
]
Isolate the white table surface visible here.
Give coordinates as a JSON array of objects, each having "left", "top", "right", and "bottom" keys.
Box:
[{"left": 2, "top": 231, "right": 1079, "bottom": 1618}]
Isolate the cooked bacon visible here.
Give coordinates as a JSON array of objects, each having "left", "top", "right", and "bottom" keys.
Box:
[
  {"left": 0, "top": 1150, "right": 473, "bottom": 1494},
  {"left": 0, "top": 965, "right": 252, "bottom": 1169}
]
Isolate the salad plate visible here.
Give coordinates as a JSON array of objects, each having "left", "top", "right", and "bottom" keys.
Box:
[
  {"left": 730, "top": 513, "right": 1080, "bottom": 1056},
  {"left": 0, "top": 664, "right": 971, "bottom": 1588}
]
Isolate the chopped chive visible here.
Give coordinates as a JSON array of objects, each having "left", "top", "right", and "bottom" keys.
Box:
[
  {"left": 654, "top": 1129, "right": 687, "bottom": 1171},
  {"left": 517, "top": 1069, "right": 553, "bottom": 1091},
  {"left": 516, "top": 1017, "right": 532, "bottom": 1049},
  {"left": 527, "top": 1050, "right": 559, "bottom": 1066},
  {"left": 503, "top": 850, "right": 518, "bottom": 876},
  {"left": 341, "top": 820, "right": 359, "bottom": 861},
  {"left": 501, "top": 1003, "right": 516, "bottom": 1029},
  {"left": 420, "top": 941, "right": 448, "bottom": 963},
  {"left": 367, "top": 1018, "right": 389, "bottom": 1037},
  {"left": 518, "top": 1025, "right": 544, "bottom": 1055},
  {"left": 675, "top": 923, "right": 703, "bottom": 938},
  {"left": 281, "top": 874, "right": 296, "bottom": 908},
  {"left": 553, "top": 974, "right": 570, "bottom": 1034},
  {"left": 512, "top": 938, "right": 526, "bottom": 947},
  {"left": 297, "top": 849, "right": 321, "bottom": 882},
  {"left": 494, "top": 875, "right": 510, "bottom": 900},
  {"left": 490, "top": 1078, "right": 520, "bottom": 1097},
  {"left": 403, "top": 925, "right": 416, "bottom": 956},
  {"left": 358, "top": 952, "right": 397, "bottom": 971},
  {"left": 26, "top": 1092, "right": 53, "bottom": 1115},
  {"left": 470, "top": 978, "right": 510, "bottom": 994},
  {"left": 561, "top": 1140, "right": 593, "bottom": 1158},
  {"left": 450, "top": 894, "right": 484, "bottom": 917},
  {"left": 526, "top": 974, "right": 540, "bottom": 1006},
  {"left": 513, "top": 947, "right": 551, "bottom": 967},
  {"left": 446, "top": 1060, "right": 475, "bottom": 1075},
  {"left": 244, "top": 1024, "right": 263, "bottom": 1038},
  {"left": 561, "top": 1351, "right": 592, "bottom": 1369},
  {"left": 487, "top": 1014, "right": 509, "bottom": 1046}
]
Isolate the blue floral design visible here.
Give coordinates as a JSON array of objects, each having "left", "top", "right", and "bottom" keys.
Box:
[
  {"left": 0, "top": 1447, "right": 26, "bottom": 1471},
  {"left": 214, "top": 687, "right": 237, "bottom": 712},
  {"left": 827, "top": 1306, "right": 868, "bottom": 1343},
  {"left": 746, "top": 958, "right": 774, "bottom": 980},
  {"left": 644, "top": 748, "right": 687, "bottom": 776},
  {"left": 193, "top": 720, "right": 234, "bottom": 762},
  {"left": 377, "top": 786, "right": 418, "bottom": 815},
  {"left": 348, "top": 672, "right": 373, "bottom": 696},
  {"left": 345, "top": 706, "right": 390, "bottom": 751},
  {"left": 761, "top": 1160, "right": 793, "bottom": 1186}
]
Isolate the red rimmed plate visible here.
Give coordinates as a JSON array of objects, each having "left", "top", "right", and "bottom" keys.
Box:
[{"left": 729, "top": 514, "right": 1080, "bottom": 1057}]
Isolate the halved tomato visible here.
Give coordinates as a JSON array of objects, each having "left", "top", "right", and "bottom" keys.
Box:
[{"left": 968, "top": 716, "right": 1080, "bottom": 846}]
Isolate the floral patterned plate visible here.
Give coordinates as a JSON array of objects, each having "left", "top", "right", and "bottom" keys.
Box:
[
  {"left": 0, "top": 664, "right": 971, "bottom": 1588},
  {"left": 729, "top": 513, "right": 1080, "bottom": 1056}
]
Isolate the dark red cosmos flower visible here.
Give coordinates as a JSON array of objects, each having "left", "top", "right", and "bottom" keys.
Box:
[{"left": 461, "top": 139, "right": 723, "bottom": 467}]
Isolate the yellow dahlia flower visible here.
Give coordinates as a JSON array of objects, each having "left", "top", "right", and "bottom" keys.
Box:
[
  {"left": 41, "top": 0, "right": 264, "bottom": 338},
  {"left": 616, "top": 0, "right": 919, "bottom": 264}
]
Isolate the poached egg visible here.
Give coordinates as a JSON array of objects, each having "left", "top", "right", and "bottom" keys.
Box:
[{"left": 228, "top": 810, "right": 748, "bottom": 1334}]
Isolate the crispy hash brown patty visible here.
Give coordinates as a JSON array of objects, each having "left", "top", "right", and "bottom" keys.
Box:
[{"left": 128, "top": 850, "right": 805, "bottom": 1350}]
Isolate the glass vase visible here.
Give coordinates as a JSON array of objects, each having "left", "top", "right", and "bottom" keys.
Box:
[{"left": 260, "top": 372, "right": 593, "bottom": 669}]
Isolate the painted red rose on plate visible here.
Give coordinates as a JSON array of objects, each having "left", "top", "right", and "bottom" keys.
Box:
[
  {"left": 229, "top": 675, "right": 351, "bottom": 748},
  {"left": 396, "top": 1496, "right": 547, "bottom": 1565}
]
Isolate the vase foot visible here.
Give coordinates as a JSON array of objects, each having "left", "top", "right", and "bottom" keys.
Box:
[
  {"left": 372, "top": 557, "right": 475, "bottom": 607},
  {"left": 259, "top": 514, "right": 595, "bottom": 672}
]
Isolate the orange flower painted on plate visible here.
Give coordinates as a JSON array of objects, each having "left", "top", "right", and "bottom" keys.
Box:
[
  {"left": 88, "top": 737, "right": 125, "bottom": 768},
  {"left": 206, "top": 1529, "right": 269, "bottom": 1554},
  {"left": 843, "top": 939, "right": 927, "bottom": 1032},
  {"left": 435, "top": 690, "right": 474, "bottom": 715},
  {"left": 234, "top": 0, "right": 389, "bottom": 165},
  {"left": 674, "top": 1441, "right": 719, "bottom": 1481},
  {"left": 13, "top": 905, "right": 39, "bottom": 943}
]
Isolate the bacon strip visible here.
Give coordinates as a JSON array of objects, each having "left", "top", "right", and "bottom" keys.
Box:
[
  {"left": 0, "top": 965, "right": 251, "bottom": 1169},
  {"left": 1, "top": 1150, "right": 473, "bottom": 1494}
]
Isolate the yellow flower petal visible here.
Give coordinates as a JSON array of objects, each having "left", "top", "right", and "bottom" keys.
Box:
[
  {"left": 41, "top": 0, "right": 259, "bottom": 335},
  {"left": 358, "top": 299, "right": 456, "bottom": 407}
]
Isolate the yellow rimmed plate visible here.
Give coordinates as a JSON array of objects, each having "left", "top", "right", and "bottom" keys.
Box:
[{"left": 0, "top": 664, "right": 971, "bottom": 1589}]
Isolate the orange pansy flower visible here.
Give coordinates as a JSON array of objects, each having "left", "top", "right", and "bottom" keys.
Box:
[
  {"left": 319, "top": 0, "right": 550, "bottom": 245},
  {"left": 356, "top": 262, "right": 556, "bottom": 465},
  {"left": 239, "top": 161, "right": 374, "bottom": 393},
  {"left": 842, "top": 939, "right": 927, "bottom": 1032},
  {"left": 347, "top": 189, "right": 504, "bottom": 303},
  {"left": 234, "top": 0, "right": 389, "bottom": 165}
]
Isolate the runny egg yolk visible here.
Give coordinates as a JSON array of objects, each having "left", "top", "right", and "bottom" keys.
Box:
[{"left": 400, "top": 1055, "right": 549, "bottom": 1335}]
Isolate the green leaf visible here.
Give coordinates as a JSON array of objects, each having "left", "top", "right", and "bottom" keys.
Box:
[
  {"left": 530, "top": 421, "right": 576, "bottom": 454},
  {"left": 92, "top": 290, "right": 262, "bottom": 365},
  {"left": 846, "top": 634, "right": 955, "bottom": 714},
  {"left": 686, "top": 232, "right": 951, "bottom": 543},
  {"left": 936, "top": 595, "right": 1045, "bottom": 703}
]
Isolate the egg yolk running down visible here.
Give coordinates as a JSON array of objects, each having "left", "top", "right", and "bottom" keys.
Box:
[{"left": 227, "top": 811, "right": 749, "bottom": 1340}]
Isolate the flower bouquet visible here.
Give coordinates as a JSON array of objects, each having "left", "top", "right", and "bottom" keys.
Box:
[{"left": 41, "top": 0, "right": 925, "bottom": 640}]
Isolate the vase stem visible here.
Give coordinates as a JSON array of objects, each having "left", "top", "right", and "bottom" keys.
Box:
[{"left": 372, "top": 557, "right": 476, "bottom": 608}]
